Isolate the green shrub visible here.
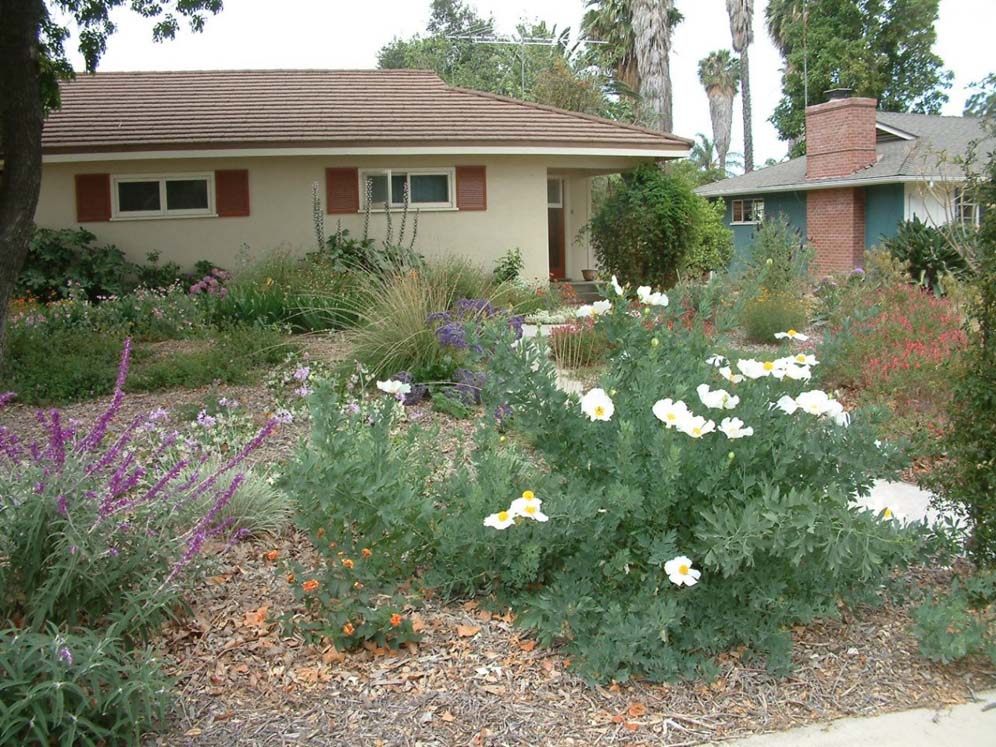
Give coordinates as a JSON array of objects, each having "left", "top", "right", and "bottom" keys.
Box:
[
  {"left": 589, "top": 164, "right": 698, "bottom": 287},
  {"left": 128, "top": 325, "right": 293, "bottom": 393},
  {"left": 742, "top": 291, "right": 808, "bottom": 343},
  {"left": 0, "top": 326, "right": 123, "bottom": 405},
  {"left": 912, "top": 569, "right": 996, "bottom": 665},
  {"left": 546, "top": 319, "right": 607, "bottom": 369},
  {"left": 741, "top": 216, "right": 813, "bottom": 296},
  {"left": 18, "top": 228, "right": 133, "bottom": 302},
  {"left": 493, "top": 248, "right": 525, "bottom": 283},
  {"left": 287, "top": 290, "right": 913, "bottom": 681},
  {"left": 0, "top": 625, "right": 170, "bottom": 746},
  {"left": 134, "top": 250, "right": 185, "bottom": 289},
  {"left": 883, "top": 217, "right": 973, "bottom": 294},
  {"left": 922, "top": 152, "right": 996, "bottom": 566},
  {"left": 680, "top": 197, "right": 735, "bottom": 278}
]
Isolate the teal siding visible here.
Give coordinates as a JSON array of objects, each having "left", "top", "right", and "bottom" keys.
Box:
[
  {"left": 863, "top": 183, "right": 905, "bottom": 248},
  {"left": 724, "top": 191, "right": 807, "bottom": 266}
]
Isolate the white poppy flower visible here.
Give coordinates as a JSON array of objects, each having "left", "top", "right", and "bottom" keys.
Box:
[
  {"left": 792, "top": 353, "right": 818, "bottom": 367},
  {"left": 719, "top": 417, "right": 754, "bottom": 439},
  {"left": 736, "top": 359, "right": 769, "bottom": 379},
  {"left": 376, "top": 379, "right": 412, "bottom": 396},
  {"left": 706, "top": 354, "right": 728, "bottom": 367},
  {"left": 652, "top": 398, "right": 691, "bottom": 428},
  {"left": 718, "top": 366, "right": 744, "bottom": 384},
  {"left": 610, "top": 275, "right": 625, "bottom": 296},
  {"left": 697, "top": 383, "right": 739, "bottom": 410},
  {"left": 575, "top": 304, "right": 595, "bottom": 318},
  {"left": 774, "top": 395, "right": 799, "bottom": 414},
  {"left": 510, "top": 495, "right": 549, "bottom": 522},
  {"left": 580, "top": 388, "right": 615, "bottom": 421},
  {"left": 774, "top": 329, "right": 809, "bottom": 341},
  {"left": 795, "top": 389, "right": 835, "bottom": 416},
  {"left": 636, "top": 285, "right": 669, "bottom": 306},
  {"left": 484, "top": 510, "right": 515, "bottom": 530},
  {"left": 664, "top": 555, "right": 701, "bottom": 587},
  {"left": 677, "top": 414, "right": 716, "bottom": 438},
  {"left": 781, "top": 363, "right": 812, "bottom": 381},
  {"left": 825, "top": 399, "right": 851, "bottom": 427}
]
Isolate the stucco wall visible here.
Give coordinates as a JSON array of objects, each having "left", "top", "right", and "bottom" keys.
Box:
[
  {"left": 904, "top": 181, "right": 960, "bottom": 227},
  {"left": 37, "top": 155, "right": 619, "bottom": 284}
]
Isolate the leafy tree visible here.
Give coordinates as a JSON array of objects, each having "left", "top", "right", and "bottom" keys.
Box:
[
  {"left": 697, "top": 50, "right": 740, "bottom": 172},
  {"left": 964, "top": 73, "right": 996, "bottom": 120},
  {"left": 0, "top": 0, "right": 221, "bottom": 359},
  {"left": 589, "top": 164, "right": 699, "bottom": 286},
  {"left": 378, "top": 0, "right": 610, "bottom": 113},
  {"left": 768, "top": 0, "right": 952, "bottom": 151},
  {"left": 725, "top": 0, "right": 755, "bottom": 171}
]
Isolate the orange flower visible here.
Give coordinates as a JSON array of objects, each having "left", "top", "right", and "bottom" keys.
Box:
[
  {"left": 342, "top": 622, "right": 355, "bottom": 636},
  {"left": 264, "top": 549, "right": 280, "bottom": 562},
  {"left": 286, "top": 573, "right": 296, "bottom": 584},
  {"left": 353, "top": 582, "right": 364, "bottom": 590},
  {"left": 316, "top": 527, "right": 326, "bottom": 538},
  {"left": 302, "top": 579, "right": 320, "bottom": 593},
  {"left": 341, "top": 558, "right": 355, "bottom": 569},
  {"left": 390, "top": 613, "right": 403, "bottom": 627},
  {"left": 361, "top": 548, "right": 372, "bottom": 558}
]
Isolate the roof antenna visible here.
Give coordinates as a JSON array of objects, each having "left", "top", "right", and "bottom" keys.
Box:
[{"left": 803, "top": 0, "right": 809, "bottom": 108}]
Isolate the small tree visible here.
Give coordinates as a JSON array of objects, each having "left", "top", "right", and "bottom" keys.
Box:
[{"left": 589, "top": 164, "right": 698, "bottom": 287}]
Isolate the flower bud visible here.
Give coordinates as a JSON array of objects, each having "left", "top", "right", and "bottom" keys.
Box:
[
  {"left": 727, "top": 451, "right": 735, "bottom": 461},
  {"left": 651, "top": 337, "right": 660, "bottom": 348}
]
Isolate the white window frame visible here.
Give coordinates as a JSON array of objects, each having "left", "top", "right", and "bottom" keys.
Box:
[
  {"left": 731, "top": 198, "right": 765, "bottom": 225},
  {"left": 111, "top": 173, "right": 216, "bottom": 220},
  {"left": 954, "top": 188, "right": 981, "bottom": 228},
  {"left": 359, "top": 168, "right": 455, "bottom": 211}
]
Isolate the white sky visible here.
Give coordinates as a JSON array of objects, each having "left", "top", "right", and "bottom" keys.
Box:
[{"left": 64, "top": 0, "right": 994, "bottom": 165}]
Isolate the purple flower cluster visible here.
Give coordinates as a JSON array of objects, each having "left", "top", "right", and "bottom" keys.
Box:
[
  {"left": 451, "top": 368, "right": 486, "bottom": 405},
  {"left": 435, "top": 322, "right": 468, "bottom": 350},
  {"left": 454, "top": 298, "right": 497, "bottom": 318},
  {"left": 189, "top": 268, "right": 231, "bottom": 298}
]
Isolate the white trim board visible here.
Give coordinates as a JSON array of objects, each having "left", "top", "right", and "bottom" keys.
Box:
[{"left": 43, "top": 146, "right": 691, "bottom": 164}]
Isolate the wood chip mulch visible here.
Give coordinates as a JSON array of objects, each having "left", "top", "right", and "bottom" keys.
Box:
[{"left": 147, "top": 531, "right": 995, "bottom": 747}]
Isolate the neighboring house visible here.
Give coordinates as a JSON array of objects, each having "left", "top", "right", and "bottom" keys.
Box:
[
  {"left": 696, "top": 91, "right": 990, "bottom": 273},
  {"left": 34, "top": 69, "right": 690, "bottom": 281}
]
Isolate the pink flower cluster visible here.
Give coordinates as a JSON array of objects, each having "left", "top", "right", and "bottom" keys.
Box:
[{"left": 189, "top": 268, "right": 232, "bottom": 298}]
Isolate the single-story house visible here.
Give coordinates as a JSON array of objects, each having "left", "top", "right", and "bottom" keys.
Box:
[
  {"left": 696, "top": 91, "right": 990, "bottom": 273},
  {"left": 33, "top": 69, "right": 690, "bottom": 282}
]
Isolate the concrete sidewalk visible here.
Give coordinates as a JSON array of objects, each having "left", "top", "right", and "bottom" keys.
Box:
[{"left": 712, "top": 691, "right": 996, "bottom": 746}]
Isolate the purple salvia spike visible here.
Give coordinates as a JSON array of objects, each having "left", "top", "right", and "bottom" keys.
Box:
[
  {"left": 84, "top": 413, "right": 146, "bottom": 478},
  {"left": 78, "top": 338, "right": 132, "bottom": 452},
  {"left": 164, "top": 474, "right": 244, "bottom": 586}
]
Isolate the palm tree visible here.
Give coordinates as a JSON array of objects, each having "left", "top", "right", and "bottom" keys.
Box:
[
  {"left": 765, "top": 0, "right": 805, "bottom": 58},
  {"left": 726, "top": 0, "right": 755, "bottom": 172},
  {"left": 582, "top": 0, "right": 640, "bottom": 93},
  {"left": 628, "top": 0, "right": 677, "bottom": 132},
  {"left": 697, "top": 50, "right": 740, "bottom": 172}
]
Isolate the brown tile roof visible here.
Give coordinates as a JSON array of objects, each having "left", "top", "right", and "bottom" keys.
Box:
[{"left": 42, "top": 69, "right": 690, "bottom": 154}]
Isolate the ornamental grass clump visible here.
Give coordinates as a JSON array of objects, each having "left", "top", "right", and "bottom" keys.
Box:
[{"left": 288, "top": 282, "right": 916, "bottom": 681}]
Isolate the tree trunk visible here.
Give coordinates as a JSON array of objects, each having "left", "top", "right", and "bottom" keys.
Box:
[
  {"left": 708, "top": 89, "right": 734, "bottom": 172},
  {"left": 741, "top": 45, "right": 754, "bottom": 172},
  {"left": 0, "top": 0, "right": 45, "bottom": 365},
  {"left": 630, "top": 0, "right": 674, "bottom": 133}
]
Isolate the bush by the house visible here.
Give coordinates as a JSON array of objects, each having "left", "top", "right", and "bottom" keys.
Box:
[
  {"left": 493, "top": 247, "right": 525, "bottom": 283},
  {"left": 589, "top": 164, "right": 699, "bottom": 287},
  {"left": 679, "top": 197, "right": 735, "bottom": 278},
  {"left": 922, "top": 152, "right": 996, "bottom": 566},
  {"left": 19, "top": 228, "right": 132, "bottom": 302},
  {"left": 883, "top": 217, "right": 974, "bottom": 294}
]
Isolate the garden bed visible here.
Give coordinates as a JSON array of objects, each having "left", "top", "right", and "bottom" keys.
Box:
[{"left": 148, "top": 531, "right": 994, "bottom": 746}]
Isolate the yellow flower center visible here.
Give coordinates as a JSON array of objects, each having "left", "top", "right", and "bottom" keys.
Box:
[
  {"left": 667, "top": 413, "right": 676, "bottom": 421},
  {"left": 594, "top": 405, "right": 605, "bottom": 417},
  {"left": 796, "top": 354, "right": 806, "bottom": 363},
  {"left": 498, "top": 511, "right": 509, "bottom": 521},
  {"left": 525, "top": 505, "right": 537, "bottom": 515},
  {"left": 692, "top": 427, "right": 702, "bottom": 436},
  {"left": 884, "top": 508, "right": 893, "bottom": 518},
  {"left": 522, "top": 490, "right": 534, "bottom": 500},
  {"left": 678, "top": 564, "right": 689, "bottom": 575},
  {"left": 787, "top": 329, "right": 797, "bottom": 336},
  {"left": 763, "top": 361, "right": 775, "bottom": 371}
]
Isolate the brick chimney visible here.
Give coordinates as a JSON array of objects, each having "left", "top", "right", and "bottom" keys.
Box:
[{"left": 805, "top": 91, "right": 878, "bottom": 180}]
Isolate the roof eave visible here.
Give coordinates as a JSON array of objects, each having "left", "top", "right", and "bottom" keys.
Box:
[{"left": 696, "top": 172, "right": 967, "bottom": 198}]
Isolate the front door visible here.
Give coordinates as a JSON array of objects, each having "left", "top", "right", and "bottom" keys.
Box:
[{"left": 547, "top": 178, "right": 566, "bottom": 280}]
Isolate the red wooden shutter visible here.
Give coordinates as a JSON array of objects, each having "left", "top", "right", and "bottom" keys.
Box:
[
  {"left": 326, "top": 167, "right": 360, "bottom": 214},
  {"left": 215, "top": 170, "right": 250, "bottom": 217},
  {"left": 456, "top": 166, "right": 487, "bottom": 211},
  {"left": 75, "top": 173, "right": 111, "bottom": 222}
]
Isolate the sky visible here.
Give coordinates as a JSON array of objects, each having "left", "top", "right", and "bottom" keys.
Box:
[{"left": 61, "top": 0, "right": 995, "bottom": 166}]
